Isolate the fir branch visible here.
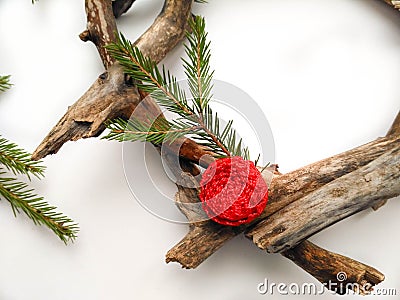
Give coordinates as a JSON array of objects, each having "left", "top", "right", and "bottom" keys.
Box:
[
  {"left": 106, "top": 36, "right": 194, "bottom": 117},
  {"left": 0, "top": 75, "right": 78, "bottom": 243},
  {"left": 182, "top": 17, "right": 214, "bottom": 113},
  {"left": 182, "top": 16, "right": 249, "bottom": 159},
  {"left": 105, "top": 16, "right": 250, "bottom": 160},
  {"left": 194, "top": 106, "right": 250, "bottom": 159},
  {"left": 0, "top": 75, "right": 12, "bottom": 92},
  {"left": 0, "top": 168, "right": 79, "bottom": 244},
  {"left": 0, "top": 135, "right": 45, "bottom": 179},
  {"left": 104, "top": 117, "right": 200, "bottom": 144}
]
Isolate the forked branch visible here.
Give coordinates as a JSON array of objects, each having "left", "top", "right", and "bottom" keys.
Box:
[{"left": 32, "top": 0, "right": 193, "bottom": 161}]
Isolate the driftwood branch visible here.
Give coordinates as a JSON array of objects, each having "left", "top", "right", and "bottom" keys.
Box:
[
  {"left": 164, "top": 155, "right": 387, "bottom": 293},
  {"left": 166, "top": 134, "right": 399, "bottom": 265},
  {"left": 163, "top": 138, "right": 391, "bottom": 293},
  {"left": 165, "top": 114, "right": 399, "bottom": 292},
  {"left": 247, "top": 142, "right": 400, "bottom": 253},
  {"left": 32, "top": 0, "right": 193, "bottom": 161},
  {"left": 282, "top": 241, "right": 385, "bottom": 295},
  {"left": 32, "top": 0, "right": 399, "bottom": 295}
]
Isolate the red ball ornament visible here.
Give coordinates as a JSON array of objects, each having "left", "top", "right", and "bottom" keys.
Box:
[{"left": 199, "top": 156, "right": 269, "bottom": 226}]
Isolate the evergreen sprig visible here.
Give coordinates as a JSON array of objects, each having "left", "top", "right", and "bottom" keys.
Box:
[
  {"left": 104, "top": 16, "right": 250, "bottom": 160},
  {"left": 105, "top": 117, "right": 199, "bottom": 144},
  {"left": 0, "top": 168, "right": 79, "bottom": 244},
  {"left": 0, "top": 136, "right": 45, "bottom": 179},
  {"left": 0, "top": 77, "right": 78, "bottom": 243},
  {"left": 0, "top": 137, "right": 79, "bottom": 244},
  {"left": 106, "top": 36, "right": 193, "bottom": 117},
  {"left": 182, "top": 16, "right": 214, "bottom": 113},
  {"left": 0, "top": 75, "right": 12, "bottom": 92}
]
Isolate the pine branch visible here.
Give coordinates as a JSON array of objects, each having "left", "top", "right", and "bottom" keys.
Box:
[
  {"left": 182, "top": 17, "right": 250, "bottom": 159},
  {"left": 182, "top": 16, "right": 214, "bottom": 113},
  {"left": 0, "top": 135, "right": 45, "bottom": 179},
  {"left": 0, "top": 76, "right": 78, "bottom": 243},
  {"left": 0, "top": 75, "right": 12, "bottom": 92},
  {"left": 104, "top": 117, "right": 200, "bottom": 144},
  {"left": 0, "top": 168, "right": 78, "bottom": 244},
  {"left": 106, "top": 35, "right": 194, "bottom": 117},
  {"left": 105, "top": 16, "right": 250, "bottom": 160}
]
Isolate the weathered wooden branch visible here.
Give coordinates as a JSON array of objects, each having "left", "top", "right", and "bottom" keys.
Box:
[
  {"left": 31, "top": 0, "right": 399, "bottom": 295},
  {"left": 282, "top": 241, "right": 385, "bottom": 295},
  {"left": 165, "top": 114, "right": 399, "bottom": 292},
  {"left": 32, "top": 0, "right": 193, "bottom": 161},
  {"left": 247, "top": 143, "right": 400, "bottom": 253},
  {"left": 166, "top": 133, "right": 399, "bottom": 266},
  {"left": 164, "top": 151, "right": 387, "bottom": 293}
]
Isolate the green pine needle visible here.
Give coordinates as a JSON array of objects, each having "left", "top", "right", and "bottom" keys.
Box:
[
  {"left": 106, "top": 35, "right": 194, "bottom": 117},
  {"left": 105, "top": 16, "right": 250, "bottom": 161},
  {"left": 0, "top": 135, "right": 45, "bottom": 179},
  {"left": 104, "top": 117, "right": 199, "bottom": 145},
  {"left": 182, "top": 16, "right": 214, "bottom": 113},
  {"left": 0, "top": 168, "right": 78, "bottom": 244},
  {"left": 0, "top": 75, "right": 12, "bottom": 92},
  {"left": 0, "top": 126, "right": 78, "bottom": 242}
]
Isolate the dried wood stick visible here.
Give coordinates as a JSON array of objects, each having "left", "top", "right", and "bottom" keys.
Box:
[
  {"left": 282, "top": 241, "right": 385, "bottom": 295},
  {"left": 32, "top": 0, "right": 193, "bottom": 161},
  {"left": 32, "top": 1, "right": 400, "bottom": 292},
  {"left": 166, "top": 135, "right": 399, "bottom": 267},
  {"left": 246, "top": 114, "right": 400, "bottom": 248},
  {"left": 256, "top": 136, "right": 397, "bottom": 220},
  {"left": 247, "top": 145, "right": 400, "bottom": 253},
  {"left": 163, "top": 154, "right": 385, "bottom": 293}
]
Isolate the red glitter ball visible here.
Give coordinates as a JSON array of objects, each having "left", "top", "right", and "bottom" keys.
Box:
[{"left": 199, "top": 156, "right": 268, "bottom": 226}]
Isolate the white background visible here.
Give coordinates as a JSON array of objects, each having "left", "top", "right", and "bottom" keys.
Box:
[{"left": 0, "top": 0, "right": 399, "bottom": 299}]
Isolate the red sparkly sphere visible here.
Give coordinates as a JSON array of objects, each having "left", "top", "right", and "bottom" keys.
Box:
[{"left": 199, "top": 156, "right": 268, "bottom": 226}]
